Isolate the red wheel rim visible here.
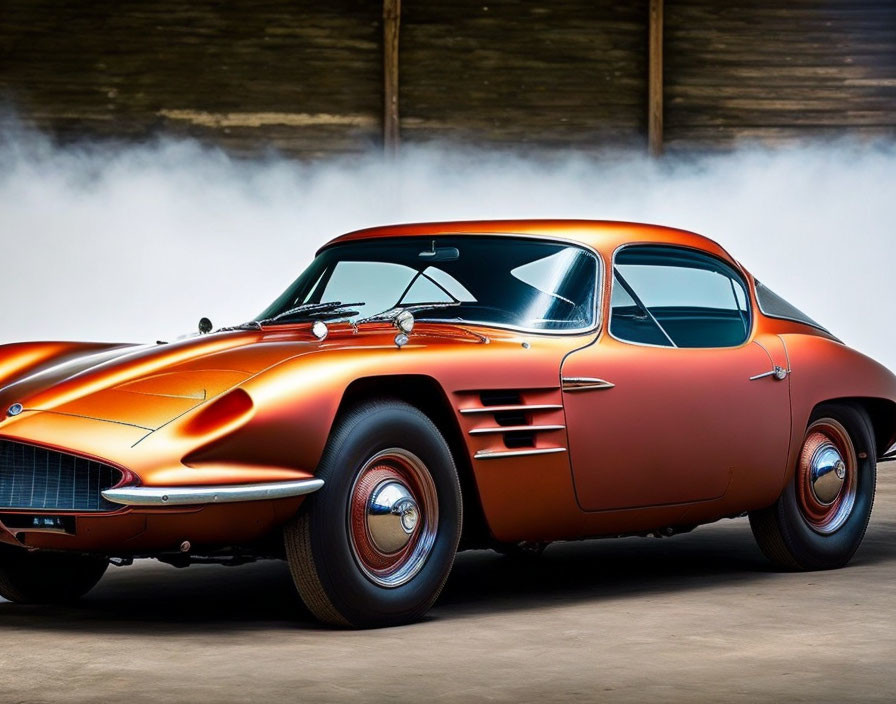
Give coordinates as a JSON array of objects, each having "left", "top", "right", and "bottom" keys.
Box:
[
  {"left": 348, "top": 448, "right": 438, "bottom": 588},
  {"left": 795, "top": 419, "right": 857, "bottom": 534}
]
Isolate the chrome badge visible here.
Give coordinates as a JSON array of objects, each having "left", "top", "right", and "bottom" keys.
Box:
[{"left": 7, "top": 403, "right": 23, "bottom": 417}]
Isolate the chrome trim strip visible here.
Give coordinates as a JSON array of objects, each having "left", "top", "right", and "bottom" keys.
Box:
[
  {"left": 414, "top": 317, "right": 594, "bottom": 337},
  {"left": 474, "top": 447, "right": 567, "bottom": 460},
  {"left": 459, "top": 404, "right": 563, "bottom": 415},
  {"left": 469, "top": 424, "right": 566, "bottom": 435},
  {"left": 561, "top": 377, "right": 615, "bottom": 392},
  {"left": 102, "top": 479, "right": 325, "bottom": 506}
]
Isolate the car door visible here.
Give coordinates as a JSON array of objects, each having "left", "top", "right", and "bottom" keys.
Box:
[{"left": 561, "top": 244, "right": 792, "bottom": 512}]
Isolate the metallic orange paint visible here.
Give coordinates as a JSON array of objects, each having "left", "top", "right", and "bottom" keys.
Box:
[{"left": 0, "top": 220, "right": 893, "bottom": 555}]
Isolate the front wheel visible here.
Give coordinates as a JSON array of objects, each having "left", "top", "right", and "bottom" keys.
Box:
[
  {"left": 284, "top": 400, "right": 462, "bottom": 628},
  {"left": 750, "top": 403, "right": 876, "bottom": 570},
  {"left": 0, "top": 549, "right": 108, "bottom": 604}
]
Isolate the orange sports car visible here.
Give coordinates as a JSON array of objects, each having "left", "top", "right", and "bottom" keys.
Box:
[{"left": 1, "top": 220, "right": 894, "bottom": 627}]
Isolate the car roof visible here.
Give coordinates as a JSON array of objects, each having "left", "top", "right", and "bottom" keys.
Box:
[{"left": 324, "top": 220, "right": 736, "bottom": 263}]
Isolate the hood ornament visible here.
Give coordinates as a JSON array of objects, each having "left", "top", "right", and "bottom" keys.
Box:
[{"left": 7, "top": 403, "right": 24, "bottom": 417}]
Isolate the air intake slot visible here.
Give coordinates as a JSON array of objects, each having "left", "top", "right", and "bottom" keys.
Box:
[
  {"left": 0, "top": 440, "right": 123, "bottom": 512},
  {"left": 460, "top": 388, "right": 567, "bottom": 456},
  {"left": 479, "top": 390, "right": 523, "bottom": 407},
  {"left": 503, "top": 430, "right": 537, "bottom": 448},
  {"left": 494, "top": 411, "right": 527, "bottom": 427}
]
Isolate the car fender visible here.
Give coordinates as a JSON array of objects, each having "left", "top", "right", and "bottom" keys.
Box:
[{"left": 783, "top": 333, "right": 896, "bottom": 480}]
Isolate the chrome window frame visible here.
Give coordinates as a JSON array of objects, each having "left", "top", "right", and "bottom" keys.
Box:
[
  {"left": 607, "top": 242, "right": 755, "bottom": 350},
  {"left": 317, "top": 233, "right": 604, "bottom": 337}
]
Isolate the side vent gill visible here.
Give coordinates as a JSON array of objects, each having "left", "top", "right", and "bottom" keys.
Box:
[{"left": 458, "top": 388, "right": 568, "bottom": 460}]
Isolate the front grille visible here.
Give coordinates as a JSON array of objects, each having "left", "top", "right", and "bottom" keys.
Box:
[{"left": 0, "top": 440, "right": 123, "bottom": 512}]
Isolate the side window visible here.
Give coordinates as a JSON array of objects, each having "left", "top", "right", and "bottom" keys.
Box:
[{"left": 610, "top": 246, "right": 751, "bottom": 348}]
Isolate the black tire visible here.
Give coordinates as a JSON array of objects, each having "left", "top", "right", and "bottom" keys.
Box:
[
  {"left": 0, "top": 550, "right": 108, "bottom": 604},
  {"left": 284, "top": 399, "right": 462, "bottom": 628},
  {"left": 749, "top": 403, "right": 876, "bottom": 570}
]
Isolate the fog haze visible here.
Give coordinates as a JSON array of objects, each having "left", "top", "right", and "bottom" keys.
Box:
[{"left": 1, "top": 126, "right": 893, "bottom": 369}]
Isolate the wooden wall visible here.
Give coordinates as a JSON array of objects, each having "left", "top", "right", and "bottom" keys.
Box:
[
  {"left": 0, "top": 0, "right": 382, "bottom": 158},
  {"left": 0, "top": 0, "right": 894, "bottom": 157},
  {"left": 665, "top": 0, "right": 896, "bottom": 148},
  {"left": 399, "top": 1, "right": 648, "bottom": 153}
]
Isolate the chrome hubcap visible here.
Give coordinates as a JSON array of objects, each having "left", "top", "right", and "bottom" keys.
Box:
[
  {"left": 796, "top": 419, "right": 857, "bottom": 535},
  {"left": 809, "top": 443, "right": 847, "bottom": 505},
  {"left": 348, "top": 448, "right": 438, "bottom": 588},
  {"left": 367, "top": 481, "right": 420, "bottom": 553}
]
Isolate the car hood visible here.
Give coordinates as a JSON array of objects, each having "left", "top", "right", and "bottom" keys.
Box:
[
  {"left": 0, "top": 331, "right": 310, "bottom": 431},
  {"left": 0, "top": 321, "right": 511, "bottom": 433}
]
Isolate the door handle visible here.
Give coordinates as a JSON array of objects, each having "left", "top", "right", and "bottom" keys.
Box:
[{"left": 749, "top": 366, "right": 789, "bottom": 381}]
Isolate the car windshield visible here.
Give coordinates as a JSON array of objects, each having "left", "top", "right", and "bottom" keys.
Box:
[{"left": 257, "top": 236, "right": 599, "bottom": 331}]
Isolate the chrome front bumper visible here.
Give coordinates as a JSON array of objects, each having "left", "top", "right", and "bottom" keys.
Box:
[{"left": 102, "top": 478, "right": 325, "bottom": 507}]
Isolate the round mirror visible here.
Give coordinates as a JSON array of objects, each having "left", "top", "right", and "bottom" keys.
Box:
[{"left": 198, "top": 317, "right": 213, "bottom": 334}]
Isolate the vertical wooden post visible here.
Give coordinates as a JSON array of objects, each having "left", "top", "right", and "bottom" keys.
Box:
[
  {"left": 383, "top": 0, "right": 401, "bottom": 155},
  {"left": 648, "top": 0, "right": 664, "bottom": 156}
]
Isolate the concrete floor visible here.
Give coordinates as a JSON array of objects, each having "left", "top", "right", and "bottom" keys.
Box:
[{"left": 2, "top": 467, "right": 895, "bottom": 703}]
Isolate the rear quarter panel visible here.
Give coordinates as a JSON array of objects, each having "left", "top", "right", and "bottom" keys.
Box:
[{"left": 784, "top": 333, "right": 896, "bottom": 477}]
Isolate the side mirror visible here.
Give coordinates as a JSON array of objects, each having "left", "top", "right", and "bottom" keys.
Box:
[{"left": 198, "top": 317, "right": 213, "bottom": 335}]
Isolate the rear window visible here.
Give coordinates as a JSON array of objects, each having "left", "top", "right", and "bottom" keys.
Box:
[{"left": 754, "top": 281, "right": 828, "bottom": 332}]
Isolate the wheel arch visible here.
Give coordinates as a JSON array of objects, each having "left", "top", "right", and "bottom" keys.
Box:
[
  {"left": 808, "top": 396, "right": 896, "bottom": 459},
  {"left": 334, "top": 374, "right": 491, "bottom": 549}
]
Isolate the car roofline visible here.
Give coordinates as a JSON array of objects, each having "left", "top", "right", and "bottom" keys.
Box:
[{"left": 319, "top": 220, "right": 737, "bottom": 265}]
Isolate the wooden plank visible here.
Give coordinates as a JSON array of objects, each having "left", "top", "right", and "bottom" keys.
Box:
[
  {"left": 648, "top": 0, "right": 663, "bottom": 156},
  {"left": 383, "top": 0, "right": 401, "bottom": 155},
  {"left": 664, "top": 125, "right": 896, "bottom": 153}
]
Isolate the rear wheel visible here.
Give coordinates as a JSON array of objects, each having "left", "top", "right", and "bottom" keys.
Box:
[
  {"left": 0, "top": 550, "right": 108, "bottom": 604},
  {"left": 284, "top": 400, "right": 462, "bottom": 628},
  {"left": 750, "top": 403, "right": 876, "bottom": 570}
]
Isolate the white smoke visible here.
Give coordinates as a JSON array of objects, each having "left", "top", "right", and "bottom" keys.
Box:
[{"left": 0, "top": 124, "right": 894, "bottom": 370}]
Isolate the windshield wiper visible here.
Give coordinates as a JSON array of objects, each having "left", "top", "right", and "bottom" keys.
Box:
[
  {"left": 256, "top": 301, "right": 365, "bottom": 326},
  {"left": 217, "top": 321, "right": 263, "bottom": 332},
  {"left": 354, "top": 302, "right": 462, "bottom": 326}
]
